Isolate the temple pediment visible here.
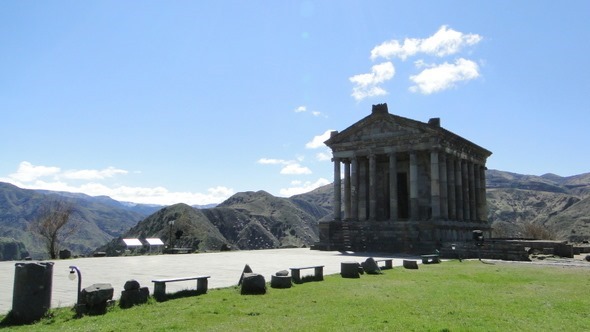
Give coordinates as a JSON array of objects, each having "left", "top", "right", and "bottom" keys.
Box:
[
  {"left": 325, "top": 103, "right": 491, "bottom": 159},
  {"left": 329, "top": 116, "right": 427, "bottom": 145}
]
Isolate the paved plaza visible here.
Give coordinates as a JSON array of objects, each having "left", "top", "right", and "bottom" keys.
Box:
[{"left": 0, "top": 248, "right": 417, "bottom": 314}]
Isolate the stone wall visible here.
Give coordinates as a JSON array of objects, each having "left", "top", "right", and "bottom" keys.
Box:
[{"left": 438, "top": 239, "right": 575, "bottom": 261}]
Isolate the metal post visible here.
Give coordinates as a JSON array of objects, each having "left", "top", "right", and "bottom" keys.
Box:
[{"left": 68, "top": 265, "right": 82, "bottom": 305}]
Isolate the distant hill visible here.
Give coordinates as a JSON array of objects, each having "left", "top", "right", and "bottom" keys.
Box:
[
  {"left": 486, "top": 170, "right": 590, "bottom": 241},
  {"left": 2, "top": 168, "right": 589, "bottom": 260},
  {"left": 99, "top": 190, "right": 329, "bottom": 254},
  {"left": 34, "top": 189, "right": 163, "bottom": 216},
  {"left": 0, "top": 182, "right": 160, "bottom": 259}
]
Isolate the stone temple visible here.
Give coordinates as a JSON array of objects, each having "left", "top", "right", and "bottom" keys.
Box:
[{"left": 313, "top": 103, "right": 492, "bottom": 253}]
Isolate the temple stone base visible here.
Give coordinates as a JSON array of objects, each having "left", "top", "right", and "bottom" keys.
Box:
[{"left": 312, "top": 220, "right": 491, "bottom": 254}]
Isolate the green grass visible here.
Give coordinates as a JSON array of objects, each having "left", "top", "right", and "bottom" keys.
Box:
[{"left": 2, "top": 261, "right": 589, "bottom": 331}]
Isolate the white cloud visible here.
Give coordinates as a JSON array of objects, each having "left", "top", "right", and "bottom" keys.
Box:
[
  {"left": 371, "top": 38, "right": 419, "bottom": 61},
  {"left": 258, "top": 157, "right": 312, "bottom": 175},
  {"left": 370, "top": 25, "right": 482, "bottom": 61},
  {"left": 350, "top": 62, "right": 395, "bottom": 87},
  {"left": 349, "top": 62, "right": 395, "bottom": 101},
  {"left": 7, "top": 161, "right": 129, "bottom": 182},
  {"left": 8, "top": 161, "right": 60, "bottom": 182},
  {"left": 294, "top": 105, "right": 324, "bottom": 117},
  {"left": 91, "top": 184, "right": 234, "bottom": 206},
  {"left": 279, "top": 178, "right": 330, "bottom": 197},
  {"left": 1, "top": 161, "right": 233, "bottom": 205},
  {"left": 305, "top": 130, "right": 334, "bottom": 149},
  {"left": 257, "top": 158, "right": 289, "bottom": 165},
  {"left": 316, "top": 150, "right": 332, "bottom": 161},
  {"left": 409, "top": 58, "right": 480, "bottom": 94},
  {"left": 352, "top": 25, "right": 482, "bottom": 100},
  {"left": 61, "top": 167, "right": 128, "bottom": 180},
  {"left": 280, "top": 163, "right": 312, "bottom": 175}
]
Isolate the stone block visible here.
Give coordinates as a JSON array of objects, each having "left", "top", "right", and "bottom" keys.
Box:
[
  {"left": 403, "top": 260, "right": 419, "bottom": 269},
  {"left": 240, "top": 273, "right": 266, "bottom": 295},
  {"left": 11, "top": 262, "right": 53, "bottom": 324},
  {"left": 270, "top": 275, "right": 291, "bottom": 289},
  {"left": 79, "top": 283, "right": 114, "bottom": 315},
  {"left": 361, "top": 257, "right": 382, "bottom": 274},
  {"left": 124, "top": 279, "right": 140, "bottom": 291},
  {"left": 341, "top": 261, "right": 360, "bottom": 278},
  {"left": 238, "top": 264, "right": 253, "bottom": 286},
  {"left": 119, "top": 287, "right": 149, "bottom": 309},
  {"left": 59, "top": 249, "right": 72, "bottom": 259},
  {"left": 275, "top": 270, "right": 289, "bottom": 277}
]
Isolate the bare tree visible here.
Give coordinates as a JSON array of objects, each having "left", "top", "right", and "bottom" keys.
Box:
[{"left": 29, "top": 200, "right": 78, "bottom": 259}]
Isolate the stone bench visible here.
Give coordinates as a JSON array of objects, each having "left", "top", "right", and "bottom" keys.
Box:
[
  {"left": 166, "top": 248, "right": 193, "bottom": 254},
  {"left": 151, "top": 275, "right": 210, "bottom": 301},
  {"left": 375, "top": 259, "right": 393, "bottom": 269},
  {"left": 421, "top": 254, "right": 441, "bottom": 264},
  {"left": 289, "top": 265, "right": 324, "bottom": 283}
]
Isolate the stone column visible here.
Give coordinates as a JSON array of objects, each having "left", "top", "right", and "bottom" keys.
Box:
[
  {"left": 430, "top": 150, "right": 441, "bottom": 220},
  {"left": 409, "top": 152, "right": 419, "bottom": 220},
  {"left": 389, "top": 152, "right": 398, "bottom": 221},
  {"left": 455, "top": 158, "right": 463, "bottom": 221},
  {"left": 469, "top": 162, "right": 476, "bottom": 221},
  {"left": 358, "top": 158, "right": 367, "bottom": 220},
  {"left": 333, "top": 158, "right": 341, "bottom": 221},
  {"left": 369, "top": 154, "right": 377, "bottom": 221},
  {"left": 480, "top": 165, "right": 488, "bottom": 222},
  {"left": 440, "top": 153, "right": 448, "bottom": 220},
  {"left": 343, "top": 160, "right": 351, "bottom": 220},
  {"left": 474, "top": 164, "right": 481, "bottom": 221},
  {"left": 351, "top": 157, "right": 359, "bottom": 221},
  {"left": 462, "top": 161, "right": 470, "bottom": 221},
  {"left": 447, "top": 156, "right": 456, "bottom": 220}
]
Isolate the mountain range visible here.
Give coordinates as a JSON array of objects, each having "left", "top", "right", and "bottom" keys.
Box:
[
  {"left": 0, "top": 182, "right": 159, "bottom": 259},
  {"left": 486, "top": 170, "right": 590, "bottom": 241},
  {"left": 1, "top": 169, "right": 589, "bottom": 260},
  {"left": 97, "top": 189, "right": 330, "bottom": 255}
]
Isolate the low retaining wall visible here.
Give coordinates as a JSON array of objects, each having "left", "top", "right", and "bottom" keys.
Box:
[{"left": 439, "top": 239, "right": 574, "bottom": 261}]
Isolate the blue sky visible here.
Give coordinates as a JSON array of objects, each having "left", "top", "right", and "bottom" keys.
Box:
[{"left": 1, "top": 1, "right": 589, "bottom": 205}]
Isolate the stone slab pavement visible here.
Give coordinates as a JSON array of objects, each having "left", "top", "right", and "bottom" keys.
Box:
[{"left": 0, "top": 248, "right": 418, "bottom": 314}]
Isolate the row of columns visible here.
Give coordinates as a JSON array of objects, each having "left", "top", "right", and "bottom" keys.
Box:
[
  {"left": 431, "top": 151, "right": 488, "bottom": 222},
  {"left": 332, "top": 151, "right": 487, "bottom": 222}
]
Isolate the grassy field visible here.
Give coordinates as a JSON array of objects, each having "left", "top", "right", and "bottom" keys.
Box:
[{"left": 1, "top": 260, "right": 589, "bottom": 331}]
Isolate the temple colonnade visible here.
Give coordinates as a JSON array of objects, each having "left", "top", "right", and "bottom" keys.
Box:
[{"left": 332, "top": 150, "right": 487, "bottom": 223}]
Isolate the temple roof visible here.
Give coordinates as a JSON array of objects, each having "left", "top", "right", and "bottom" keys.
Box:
[{"left": 325, "top": 103, "right": 492, "bottom": 161}]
